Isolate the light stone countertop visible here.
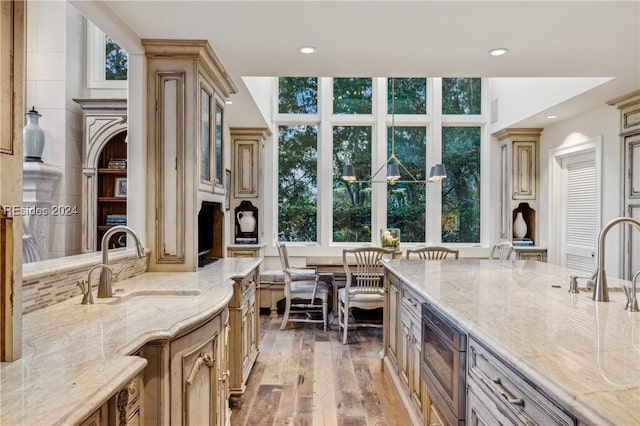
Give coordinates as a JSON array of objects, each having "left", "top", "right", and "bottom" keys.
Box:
[
  {"left": 0, "top": 257, "right": 262, "bottom": 426},
  {"left": 383, "top": 259, "right": 640, "bottom": 425}
]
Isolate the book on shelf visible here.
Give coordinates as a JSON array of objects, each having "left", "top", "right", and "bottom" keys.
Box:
[
  {"left": 108, "top": 158, "right": 127, "bottom": 169},
  {"left": 105, "top": 214, "right": 127, "bottom": 226},
  {"left": 513, "top": 238, "right": 533, "bottom": 247},
  {"left": 235, "top": 237, "right": 257, "bottom": 244}
]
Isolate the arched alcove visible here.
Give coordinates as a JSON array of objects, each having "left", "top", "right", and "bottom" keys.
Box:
[{"left": 74, "top": 99, "right": 128, "bottom": 252}]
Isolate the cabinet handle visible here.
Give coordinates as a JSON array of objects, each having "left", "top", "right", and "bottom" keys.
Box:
[
  {"left": 403, "top": 296, "right": 417, "bottom": 307},
  {"left": 489, "top": 377, "right": 525, "bottom": 406},
  {"left": 218, "top": 368, "right": 230, "bottom": 383},
  {"left": 186, "top": 352, "right": 215, "bottom": 385}
]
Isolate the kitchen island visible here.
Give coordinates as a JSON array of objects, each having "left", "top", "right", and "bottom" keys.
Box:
[
  {"left": 0, "top": 257, "right": 261, "bottom": 425},
  {"left": 382, "top": 259, "right": 640, "bottom": 425}
]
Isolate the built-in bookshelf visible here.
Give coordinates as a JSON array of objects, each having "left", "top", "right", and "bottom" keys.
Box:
[{"left": 97, "top": 133, "right": 127, "bottom": 250}]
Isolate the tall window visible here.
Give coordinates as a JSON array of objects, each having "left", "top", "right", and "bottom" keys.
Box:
[
  {"left": 276, "top": 77, "right": 484, "bottom": 246},
  {"left": 441, "top": 126, "right": 481, "bottom": 243},
  {"left": 278, "top": 125, "right": 318, "bottom": 242},
  {"left": 333, "top": 126, "right": 372, "bottom": 243},
  {"left": 387, "top": 126, "right": 427, "bottom": 243}
]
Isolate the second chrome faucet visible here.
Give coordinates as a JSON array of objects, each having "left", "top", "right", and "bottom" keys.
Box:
[{"left": 98, "top": 225, "right": 144, "bottom": 298}]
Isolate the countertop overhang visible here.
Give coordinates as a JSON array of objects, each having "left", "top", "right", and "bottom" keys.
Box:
[
  {"left": 382, "top": 259, "right": 640, "bottom": 425},
  {"left": 0, "top": 257, "right": 261, "bottom": 425}
]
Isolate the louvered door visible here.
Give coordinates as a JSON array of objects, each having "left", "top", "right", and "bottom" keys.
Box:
[{"left": 562, "top": 153, "right": 597, "bottom": 274}]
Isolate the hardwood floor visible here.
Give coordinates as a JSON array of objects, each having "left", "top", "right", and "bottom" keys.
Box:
[{"left": 230, "top": 314, "right": 412, "bottom": 426}]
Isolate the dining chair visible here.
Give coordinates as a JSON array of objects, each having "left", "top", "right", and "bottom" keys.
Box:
[
  {"left": 405, "top": 246, "right": 459, "bottom": 260},
  {"left": 276, "top": 242, "right": 329, "bottom": 331},
  {"left": 490, "top": 241, "right": 514, "bottom": 260},
  {"left": 339, "top": 247, "right": 394, "bottom": 344}
]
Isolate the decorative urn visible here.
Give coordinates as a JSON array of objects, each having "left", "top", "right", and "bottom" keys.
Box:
[{"left": 23, "top": 106, "right": 45, "bottom": 162}]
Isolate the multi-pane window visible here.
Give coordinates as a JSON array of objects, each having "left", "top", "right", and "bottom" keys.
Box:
[
  {"left": 442, "top": 78, "right": 481, "bottom": 114},
  {"left": 333, "top": 126, "right": 373, "bottom": 243},
  {"left": 441, "top": 126, "right": 481, "bottom": 243},
  {"left": 388, "top": 78, "right": 426, "bottom": 114},
  {"left": 276, "top": 77, "right": 484, "bottom": 246},
  {"left": 278, "top": 125, "right": 318, "bottom": 242},
  {"left": 278, "top": 77, "right": 318, "bottom": 113},
  {"left": 333, "top": 78, "right": 373, "bottom": 114},
  {"left": 387, "top": 126, "right": 427, "bottom": 243}
]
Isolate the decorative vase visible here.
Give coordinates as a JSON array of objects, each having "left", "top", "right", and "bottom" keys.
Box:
[
  {"left": 513, "top": 212, "right": 527, "bottom": 239},
  {"left": 380, "top": 228, "right": 400, "bottom": 248},
  {"left": 23, "top": 107, "right": 45, "bottom": 162},
  {"left": 237, "top": 211, "right": 256, "bottom": 233}
]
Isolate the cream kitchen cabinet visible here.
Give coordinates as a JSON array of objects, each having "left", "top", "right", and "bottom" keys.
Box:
[
  {"left": 78, "top": 373, "right": 143, "bottom": 426},
  {"left": 385, "top": 271, "right": 401, "bottom": 366},
  {"left": 141, "top": 307, "right": 230, "bottom": 426},
  {"left": 383, "top": 270, "right": 423, "bottom": 425},
  {"left": 467, "top": 337, "right": 575, "bottom": 426},
  {"left": 398, "top": 286, "right": 424, "bottom": 420},
  {"left": 608, "top": 90, "right": 640, "bottom": 279},
  {"left": 495, "top": 128, "right": 542, "bottom": 243},
  {"left": 228, "top": 264, "right": 260, "bottom": 405}
]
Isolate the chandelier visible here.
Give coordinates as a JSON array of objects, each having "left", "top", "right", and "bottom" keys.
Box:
[{"left": 341, "top": 77, "right": 446, "bottom": 185}]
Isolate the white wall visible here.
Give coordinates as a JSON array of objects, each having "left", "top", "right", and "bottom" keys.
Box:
[
  {"left": 539, "top": 102, "right": 622, "bottom": 277},
  {"left": 491, "top": 78, "right": 612, "bottom": 131},
  {"left": 26, "top": 2, "right": 86, "bottom": 259}
]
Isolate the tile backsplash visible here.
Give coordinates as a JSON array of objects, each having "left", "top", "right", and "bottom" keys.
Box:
[{"left": 22, "top": 251, "right": 149, "bottom": 314}]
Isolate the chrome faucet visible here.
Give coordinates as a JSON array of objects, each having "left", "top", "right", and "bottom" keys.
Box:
[
  {"left": 624, "top": 271, "right": 640, "bottom": 312},
  {"left": 592, "top": 217, "right": 640, "bottom": 302},
  {"left": 98, "top": 225, "right": 144, "bottom": 298},
  {"left": 78, "top": 263, "right": 120, "bottom": 304}
]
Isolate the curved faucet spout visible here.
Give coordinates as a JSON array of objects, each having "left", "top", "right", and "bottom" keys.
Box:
[
  {"left": 593, "top": 217, "right": 640, "bottom": 302},
  {"left": 98, "top": 225, "right": 144, "bottom": 298}
]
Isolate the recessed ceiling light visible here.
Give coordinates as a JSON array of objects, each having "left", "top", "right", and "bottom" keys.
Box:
[
  {"left": 298, "top": 46, "right": 317, "bottom": 55},
  {"left": 225, "top": 100, "right": 233, "bottom": 105},
  {"left": 547, "top": 115, "right": 558, "bottom": 119},
  {"left": 488, "top": 48, "right": 509, "bottom": 57}
]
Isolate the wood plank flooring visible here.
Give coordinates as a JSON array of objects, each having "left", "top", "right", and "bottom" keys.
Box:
[{"left": 230, "top": 315, "right": 412, "bottom": 426}]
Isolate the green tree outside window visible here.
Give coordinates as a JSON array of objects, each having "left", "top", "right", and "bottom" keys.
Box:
[
  {"left": 333, "top": 78, "right": 372, "bottom": 114},
  {"left": 442, "top": 126, "right": 481, "bottom": 243},
  {"left": 105, "top": 35, "right": 127, "bottom": 81},
  {"left": 388, "top": 78, "right": 426, "bottom": 114},
  {"left": 386, "top": 126, "right": 427, "bottom": 242},
  {"left": 333, "top": 126, "right": 372, "bottom": 243},
  {"left": 278, "top": 77, "right": 318, "bottom": 114},
  {"left": 442, "top": 78, "right": 481, "bottom": 114},
  {"left": 278, "top": 125, "right": 318, "bottom": 242}
]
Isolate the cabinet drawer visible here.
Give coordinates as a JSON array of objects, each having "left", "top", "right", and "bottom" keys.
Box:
[
  {"left": 468, "top": 338, "right": 575, "bottom": 426},
  {"left": 228, "top": 249, "right": 259, "bottom": 258},
  {"left": 400, "top": 283, "right": 421, "bottom": 320}
]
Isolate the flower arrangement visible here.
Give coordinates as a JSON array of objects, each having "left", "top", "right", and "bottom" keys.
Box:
[{"left": 380, "top": 228, "right": 400, "bottom": 248}]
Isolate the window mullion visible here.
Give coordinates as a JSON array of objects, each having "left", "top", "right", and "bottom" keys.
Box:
[
  {"left": 319, "top": 77, "right": 334, "bottom": 246},
  {"left": 372, "top": 77, "right": 387, "bottom": 239},
  {"left": 428, "top": 78, "right": 443, "bottom": 244}
]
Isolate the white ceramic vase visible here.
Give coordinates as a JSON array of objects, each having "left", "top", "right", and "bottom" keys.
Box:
[
  {"left": 513, "top": 212, "right": 527, "bottom": 239},
  {"left": 237, "top": 211, "right": 256, "bottom": 233}
]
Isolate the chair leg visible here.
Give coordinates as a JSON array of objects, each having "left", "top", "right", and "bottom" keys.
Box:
[
  {"left": 322, "top": 298, "right": 328, "bottom": 331},
  {"left": 280, "top": 297, "right": 291, "bottom": 330},
  {"left": 342, "top": 307, "right": 349, "bottom": 344}
]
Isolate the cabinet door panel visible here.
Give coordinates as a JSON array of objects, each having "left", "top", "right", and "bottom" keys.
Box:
[
  {"left": 513, "top": 141, "right": 535, "bottom": 200},
  {"left": 170, "top": 318, "right": 221, "bottom": 426}
]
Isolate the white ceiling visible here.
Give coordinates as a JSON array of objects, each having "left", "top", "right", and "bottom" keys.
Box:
[{"left": 81, "top": 1, "right": 640, "bottom": 128}]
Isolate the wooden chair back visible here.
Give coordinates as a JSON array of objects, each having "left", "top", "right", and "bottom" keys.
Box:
[{"left": 405, "top": 246, "right": 459, "bottom": 260}]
